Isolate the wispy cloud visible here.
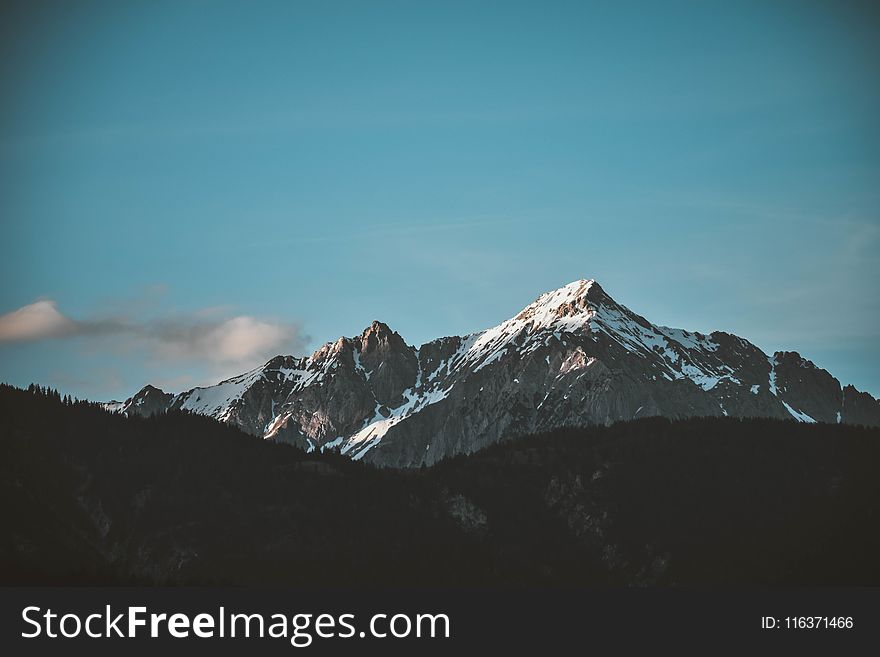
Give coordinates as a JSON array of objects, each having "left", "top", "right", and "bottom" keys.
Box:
[{"left": 0, "top": 298, "right": 307, "bottom": 370}]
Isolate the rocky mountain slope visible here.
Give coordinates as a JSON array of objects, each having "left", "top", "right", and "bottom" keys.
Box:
[{"left": 107, "top": 280, "right": 880, "bottom": 466}]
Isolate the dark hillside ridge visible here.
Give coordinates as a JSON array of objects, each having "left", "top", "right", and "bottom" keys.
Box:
[{"left": 3, "top": 384, "right": 879, "bottom": 587}]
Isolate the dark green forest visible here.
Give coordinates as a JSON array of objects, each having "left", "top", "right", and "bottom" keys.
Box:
[{"left": 2, "top": 383, "right": 878, "bottom": 587}]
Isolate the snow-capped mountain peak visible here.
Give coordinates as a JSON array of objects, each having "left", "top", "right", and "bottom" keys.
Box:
[
  {"left": 514, "top": 279, "right": 598, "bottom": 323},
  {"left": 106, "top": 279, "right": 880, "bottom": 467}
]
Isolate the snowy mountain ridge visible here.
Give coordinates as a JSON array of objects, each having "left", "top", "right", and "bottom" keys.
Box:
[{"left": 106, "top": 279, "right": 880, "bottom": 466}]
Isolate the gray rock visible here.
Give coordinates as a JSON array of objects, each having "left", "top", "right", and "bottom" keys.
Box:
[{"left": 110, "top": 279, "right": 880, "bottom": 466}]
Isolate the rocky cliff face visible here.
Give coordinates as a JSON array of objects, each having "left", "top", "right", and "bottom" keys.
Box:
[{"left": 108, "top": 279, "right": 880, "bottom": 466}]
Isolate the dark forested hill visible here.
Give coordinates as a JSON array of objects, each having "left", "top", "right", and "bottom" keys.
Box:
[{"left": 2, "top": 384, "right": 878, "bottom": 587}]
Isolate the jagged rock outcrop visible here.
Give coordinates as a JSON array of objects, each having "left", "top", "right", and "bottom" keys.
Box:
[
  {"left": 105, "top": 384, "right": 172, "bottom": 418},
  {"left": 841, "top": 385, "right": 880, "bottom": 426},
  {"left": 357, "top": 321, "right": 419, "bottom": 407},
  {"left": 105, "top": 279, "right": 880, "bottom": 466}
]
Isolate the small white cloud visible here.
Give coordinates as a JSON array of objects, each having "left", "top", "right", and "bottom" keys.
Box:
[
  {"left": 151, "top": 315, "right": 299, "bottom": 366},
  {"left": 208, "top": 316, "right": 293, "bottom": 363},
  {"left": 0, "top": 300, "right": 75, "bottom": 342}
]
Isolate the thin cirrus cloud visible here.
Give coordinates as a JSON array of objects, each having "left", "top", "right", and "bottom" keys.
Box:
[{"left": 0, "top": 298, "right": 306, "bottom": 368}]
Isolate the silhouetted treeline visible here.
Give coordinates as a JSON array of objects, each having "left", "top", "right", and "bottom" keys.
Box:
[
  {"left": 24, "top": 383, "right": 80, "bottom": 407},
  {"left": 1, "top": 383, "right": 878, "bottom": 587}
]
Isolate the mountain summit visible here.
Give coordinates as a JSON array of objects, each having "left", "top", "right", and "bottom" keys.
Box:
[{"left": 107, "top": 280, "right": 880, "bottom": 466}]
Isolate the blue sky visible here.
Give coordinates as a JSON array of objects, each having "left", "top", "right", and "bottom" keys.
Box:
[{"left": 1, "top": 0, "right": 878, "bottom": 399}]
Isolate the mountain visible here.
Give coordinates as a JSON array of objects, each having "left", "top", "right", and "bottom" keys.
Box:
[
  {"left": 107, "top": 279, "right": 880, "bottom": 466},
  {"left": 105, "top": 384, "right": 173, "bottom": 418}
]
